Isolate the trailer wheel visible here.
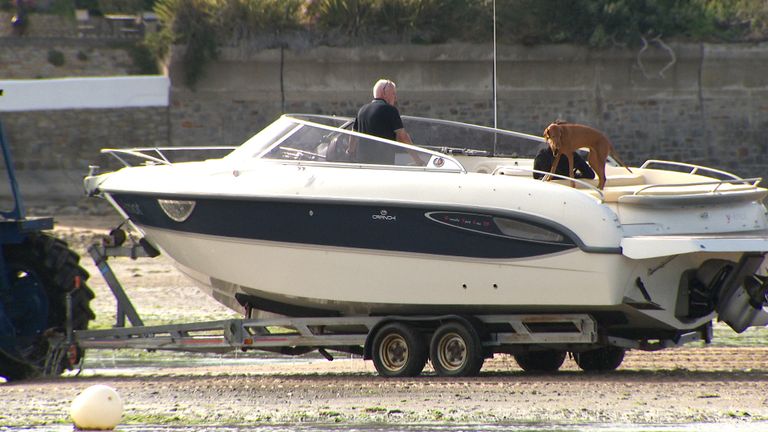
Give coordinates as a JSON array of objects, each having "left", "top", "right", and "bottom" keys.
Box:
[
  {"left": 371, "top": 322, "right": 427, "bottom": 377},
  {"left": 513, "top": 350, "right": 567, "bottom": 372},
  {"left": 573, "top": 346, "right": 625, "bottom": 372},
  {"left": 429, "top": 322, "right": 484, "bottom": 377},
  {"left": 0, "top": 233, "right": 94, "bottom": 381}
]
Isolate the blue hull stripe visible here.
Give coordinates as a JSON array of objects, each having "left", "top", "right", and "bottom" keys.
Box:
[{"left": 111, "top": 193, "right": 578, "bottom": 259}]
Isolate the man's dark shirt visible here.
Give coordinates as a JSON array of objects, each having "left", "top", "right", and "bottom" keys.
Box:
[
  {"left": 533, "top": 147, "right": 595, "bottom": 180},
  {"left": 352, "top": 99, "right": 404, "bottom": 164}
]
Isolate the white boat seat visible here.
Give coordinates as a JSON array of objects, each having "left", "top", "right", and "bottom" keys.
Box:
[{"left": 550, "top": 172, "right": 645, "bottom": 188}]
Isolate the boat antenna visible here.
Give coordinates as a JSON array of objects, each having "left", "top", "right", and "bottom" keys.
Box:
[{"left": 492, "top": 0, "right": 498, "bottom": 156}]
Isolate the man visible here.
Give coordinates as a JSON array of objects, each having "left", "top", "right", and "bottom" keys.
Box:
[
  {"left": 533, "top": 146, "right": 595, "bottom": 180},
  {"left": 350, "top": 79, "right": 422, "bottom": 165}
]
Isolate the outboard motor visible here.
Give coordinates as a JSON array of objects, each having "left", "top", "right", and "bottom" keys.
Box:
[{"left": 694, "top": 255, "right": 768, "bottom": 333}]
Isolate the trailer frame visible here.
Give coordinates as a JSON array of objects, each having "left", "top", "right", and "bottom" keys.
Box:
[{"left": 46, "top": 238, "right": 706, "bottom": 377}]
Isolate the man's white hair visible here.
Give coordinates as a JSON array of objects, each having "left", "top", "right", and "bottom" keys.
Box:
[{"left": 373, "top": 79, "right": 395, "bottom": 98}]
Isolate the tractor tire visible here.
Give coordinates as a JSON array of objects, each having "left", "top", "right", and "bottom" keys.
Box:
[{"left": 0, "top": 232, "right": 94, "bottom": 381}]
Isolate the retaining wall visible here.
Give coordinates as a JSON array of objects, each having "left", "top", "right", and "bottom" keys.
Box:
[
  {"left": 0, "top": 76, "right": 169, "bottom": 207},
  {"left": 1, "top": 40, "right": 768, "bottom": 207},
  {"left": 171, "top": 42, "right": 768, "bottom": 179}
]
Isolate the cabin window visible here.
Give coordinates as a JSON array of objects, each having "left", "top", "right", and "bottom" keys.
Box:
[
  {"left": 493, "top": 217, "right": 567, "bottom": 243},
  {"left": 225, "top": 118, "right": 299, "bottom": 160},
  {"left": 262, "top": 125, "right": 330, "bottom": 162},
  {"left": 261, "top": 123, "right": 438, "bottom": 168},
  {"left": 426, "top": 211, "right": 571, "bottom": 245}
]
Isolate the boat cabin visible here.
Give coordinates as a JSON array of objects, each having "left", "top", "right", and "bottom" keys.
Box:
[{"left": 221, "top": 114, "right": 762, "bottom": 204}]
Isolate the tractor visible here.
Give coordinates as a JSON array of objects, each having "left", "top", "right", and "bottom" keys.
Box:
[{"left": 0, "top": 89, "right": 94, "bottom": 381}]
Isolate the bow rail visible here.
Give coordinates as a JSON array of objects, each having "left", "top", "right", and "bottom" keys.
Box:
[
  {"left": 640, "top": 160, "right": 744, "bottom": 181},
  {"left": 101, "top": 146, "right": 237, "bottom": 168}
]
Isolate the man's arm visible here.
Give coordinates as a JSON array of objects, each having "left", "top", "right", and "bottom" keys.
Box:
[
  {"left": 574, "top": 152, "right": 595, "bottom": 179},
  {"left": 395, "top": 128, "right": 413, "bottom": 145},
  {"left": 395, "top": 128, "right": 425, "bottom": 166},
  {"left": 532, "top": 148, "right": 552, "bottom": 179},
  {"left": 347, "top": 136, "right": 358, "bottom": 160}
]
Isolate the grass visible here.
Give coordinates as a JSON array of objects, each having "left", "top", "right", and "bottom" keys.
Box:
[
  {"left": 710, "top": 322, "right": 768, "bottom": 347},
  {"left": 88, "top": 310, "right": 241, "bottom": 331}
]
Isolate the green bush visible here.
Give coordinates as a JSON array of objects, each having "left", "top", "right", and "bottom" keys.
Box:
[
  {"left": 47, "top": 49, "right": 66, "bottom": 67},
  {"left": 147, "top": 0, "right": 768, "bottom": 87},
  {"left": 705, "top": 0, "right": 768, "bottom": 41},
  {"left": 99, "top": 0, "right": 144, "bottom": 13},
  {"left": 305, "top": 0, "right": 489, "bottom": 43},
  {"left": 304, "top": 0, "right": 372, "bottom": 37},
  {"left": 154, "top": 0, "right": 218, "bottom": 87},
  {"left": 151, "top": 0, "right": 768, "bottom": 47},
  {"left": 494, "top": 0, "right": 730, "bottom": 46},
  {"left": 126, "top": 42, "right": 160, "bottom": 74},
  {"left": 215, "top": 0, "right": 303, "bottom": 38}
]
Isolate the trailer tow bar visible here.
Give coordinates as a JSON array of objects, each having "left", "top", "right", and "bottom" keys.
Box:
[{"left": 45, "top": 238, "right": 155, "bottom": 375}]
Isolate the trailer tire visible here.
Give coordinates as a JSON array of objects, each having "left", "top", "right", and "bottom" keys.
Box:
[
  {"left": 429, "top": 321, "right": 484, "bottom": 377},
  {"left": 573, "top": 346, "right": 625, "bottom": 372},
  {"left": 513, "top": 350, "right": 567, "bottom": 372},
  {"left": 371, "top": 322, "right": 427, "bottom": 377},
  {"left": 0, "top": 233, "right": 94, "bottom": 381}
]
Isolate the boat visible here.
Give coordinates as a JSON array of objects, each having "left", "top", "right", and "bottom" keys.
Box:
[{"left": 84, "top": 113, "right": 768, "bottom": 344}]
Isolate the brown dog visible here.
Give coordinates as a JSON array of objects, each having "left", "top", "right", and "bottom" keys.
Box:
[{"left": 542, "top": 122, "right": 632, "bottom": 189}]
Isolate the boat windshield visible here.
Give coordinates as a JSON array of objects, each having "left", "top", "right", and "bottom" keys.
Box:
[
  {"left": 225, "top": 115, "right": 464, "bottom": 171},
  {"left": 402, "top": 116, "right": 544, "bottom": 158},
  {"left": 224, "top": 114, "right": 544, "bottom": 169}
]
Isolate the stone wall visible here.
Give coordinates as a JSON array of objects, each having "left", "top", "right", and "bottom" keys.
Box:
[
  {"left": 171, "top": 42, "right": 768, "bottom": 179},
  {"left": 0, "top": 12, "right": 77, "bottom": 38},
  {"left": 1, "top": 107, "right": 168, "bottom": 170},
  {"left": 0, "top": 37, "right": 138, "bottom": 78},
  {"left": 0, "top": 21, "right": 160, "bottom": 206},
  {"left": 0, "top": 107, "right": 168, "bottom": 207},
  {"left": 2, "top": 40, "right": 768, "bottom": 207}
]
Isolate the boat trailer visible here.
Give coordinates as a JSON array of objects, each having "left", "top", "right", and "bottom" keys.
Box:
[{"left": 45, "top": 235, "right": 712, "bottom": 377}]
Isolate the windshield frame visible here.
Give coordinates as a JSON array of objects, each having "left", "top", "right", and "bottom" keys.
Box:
[
  {"left": 238, "top": 114, "right": 468, "bottom": 173},
  {"left": 226, "top": 113, "right": 548, "bottom": 173}
]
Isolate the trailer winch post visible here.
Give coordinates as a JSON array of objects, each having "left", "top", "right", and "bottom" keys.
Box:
[{"left": 87, "top": 243, "right": 147, "bottom": 328}]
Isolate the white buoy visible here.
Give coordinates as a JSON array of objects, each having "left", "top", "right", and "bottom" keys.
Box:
[{"left": 70, "top": 384, "right": 124, "bottom": 430}]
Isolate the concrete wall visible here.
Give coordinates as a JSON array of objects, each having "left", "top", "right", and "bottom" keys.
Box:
[
  {"left": 171, "top": 42, "right": 768, "bottom": 179},
  {"left": 2, "top": 76, "right": 169, "bottom": 110},
  {"left": 2, "top": 107, "right": 168, "bottom": 169},
  {"left": 1, "top": 40, "right": 767, "bottom": 207},
  {"left": 0, "top": 106, "right": 168, "bottom": 208},
  {"left": 1, "top": 76, "right": 169, "bottom": 170},
  {"left": 0, "top": 77, "right": 169, "bottom": 207}
]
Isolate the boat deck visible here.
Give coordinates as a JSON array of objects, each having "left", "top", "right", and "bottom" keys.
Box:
[{"left": 485, "top": 160, "right": 764, "bottom": 204}]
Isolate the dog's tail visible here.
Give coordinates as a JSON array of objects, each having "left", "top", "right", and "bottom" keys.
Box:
[{"left": 610, "top": 149, "right": 633, "bottom": 174}]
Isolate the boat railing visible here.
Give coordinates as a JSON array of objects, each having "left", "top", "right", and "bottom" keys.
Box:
[
  {"left": 491, "top": 165, "right": 606, "bottom": 202},
  {"left": 640, "top": 159, "right": 744, "bottom": 181},
  {"left": 632, "top": 177, "right": 763, "bottom": 196},
  {"left": 101, "top": 146, "right": 237, "bottom": 168},
  {"left": 402, "top": 115, "right": 546, "bottom": 143}
]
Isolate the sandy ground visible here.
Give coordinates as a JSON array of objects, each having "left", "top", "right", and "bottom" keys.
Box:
[{"left": 1, "top": 213, "right": 768, "bottom": 428}]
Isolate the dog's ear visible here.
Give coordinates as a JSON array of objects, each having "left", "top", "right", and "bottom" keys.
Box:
[
  {"left": 544, "top": 123, "right": 559, "bottom": 139},
  {"left": 549, "top": 124, "right": 562, "bottom": 143}
]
